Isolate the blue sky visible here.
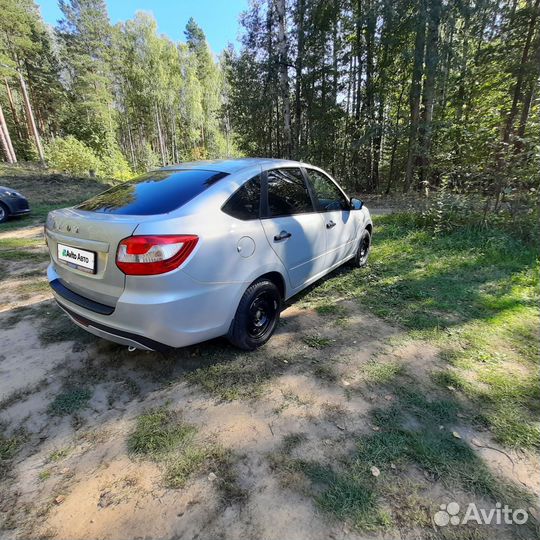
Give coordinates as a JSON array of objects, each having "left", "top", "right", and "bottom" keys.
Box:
[{"left": 35, "top": 0, "right": 249, "bottom": 52}]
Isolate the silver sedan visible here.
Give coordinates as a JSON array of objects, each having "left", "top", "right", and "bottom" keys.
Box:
[{"left": 45, "top": 158, "right": 372, "bottom": 351}]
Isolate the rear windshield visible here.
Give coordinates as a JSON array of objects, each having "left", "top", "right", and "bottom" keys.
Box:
[{"left": 77, "top": 169, "right": 228, "bottom": 215}]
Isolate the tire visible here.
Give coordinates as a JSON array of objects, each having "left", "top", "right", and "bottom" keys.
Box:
[
  {"left": 0, "top": 202, "right": 9, "bottom": 224},
  {"left": 351, "top": 229, "right": 371, "bottom": 268},
  {"left": 227, "top": 278, "right": 281, "bottom": 350}
]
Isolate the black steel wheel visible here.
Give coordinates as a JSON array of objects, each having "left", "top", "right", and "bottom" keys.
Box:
[
  {"left": 351, "top": 229, "right": 371, "bottom": 268},
  {"left": 227, "top": 278, "right": 281, "bottom": 350}
]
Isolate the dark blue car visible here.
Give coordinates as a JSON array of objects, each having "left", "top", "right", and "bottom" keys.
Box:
[{"left": 0, "top": 186, "right": 30, "bottom": 223}]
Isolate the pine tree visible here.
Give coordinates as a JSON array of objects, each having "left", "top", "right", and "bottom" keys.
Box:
[{"left": 57, "top": 0, "right": 115, "bottom": 152}]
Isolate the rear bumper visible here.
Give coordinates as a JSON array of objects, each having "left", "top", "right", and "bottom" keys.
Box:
[
  {"left": 47, "top": 264, "right": 245, "bottom": 349},
  {"left": 55, "top": 301, "right": 170, "bottom": 351}
]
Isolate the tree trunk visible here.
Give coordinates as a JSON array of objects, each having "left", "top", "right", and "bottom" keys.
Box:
[
  {"left": 0, "top": 103, "right": 17, "bottom": 163},
  {"left": 514, "top": 4, "right": 540, "bottom": 153},
  {"left": 514, "top": 79, "right": 536, "bottom": 153},
  {"left": 294, "top": 0, "right": 305, "bottom": 156},
  {"left": 19, "top": 72, "right": 45, "bottom": 164},
  {"left": 417, "top": 0, "right": 441, "bottom": 189},
  {"left": 386, "top": 76, "right": 406, "bottom": 194},
  {"left": 155, "top": 103, "right": 166, "bottom": 166},
  {"left": 126, "top": 114, "right": 136, "bottom": 168},
  {"left": 351, "top": 0, "right": 364, "bottom": 191},
  {"left": 0, "top": 104, "right": 16, "bottom": 164},
  {"left": 501, "top": 0, "right": 539, "bottom": 148},
  {"left": 354, "top": 0, "right": 363, "bottom": 121},
  {"left": 493, "top": 0, "right": 540, "bottom": 211},
  {"left": 439, "top": 8, "right": 455, "bottom": 120},
  {"left": 4, "top": 78, "right": 23, "bottom": 142},
  {"left": 274, "top": 0, "right": 292, "bottom": 158},
  {"left": 404, "top": 0, "right": 427, "bottom": 191},
  {"left": 363, "top": 0, "right": 375, "bottom": 189}
]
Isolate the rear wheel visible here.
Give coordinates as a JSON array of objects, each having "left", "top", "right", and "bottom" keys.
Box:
[
  {"left": 227, "top": 279, "right": 281, "bottom": 350},
  {"left": 0, "top": 203, "right": 9, "bottom": 224},
  {"left": 351, "top": 229, "right": 371, "bottom": 267}
]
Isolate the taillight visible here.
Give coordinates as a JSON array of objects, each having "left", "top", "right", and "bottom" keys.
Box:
[{"left": 116, "top": 235, "right": 198, "bottom": 275}]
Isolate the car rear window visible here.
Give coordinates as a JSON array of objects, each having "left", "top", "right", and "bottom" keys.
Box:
[{"left": 77, "top": 169, "right": 228, "bottom": 215}]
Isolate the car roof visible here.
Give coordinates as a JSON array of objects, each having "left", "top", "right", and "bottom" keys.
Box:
[{"left": 159, "top": 158, "right": 308, "bottom": 174}]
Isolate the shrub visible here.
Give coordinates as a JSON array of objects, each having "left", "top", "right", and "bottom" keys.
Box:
[
  {"left": 45, "top": 135, "right": 99, "bottom": 176},
  {"left": 46, "top": 136, "right": 134, "bottom": 180},
  {"left": 98, "top": 145, "right": 133, "bottom": 180},
  {"left": 137, "top": 142, "right": 161, "bottom": 171}
]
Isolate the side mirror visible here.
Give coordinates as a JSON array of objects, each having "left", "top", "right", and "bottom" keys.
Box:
[{"left": 350, "top": 198, "right": 363, "bottom": 210}]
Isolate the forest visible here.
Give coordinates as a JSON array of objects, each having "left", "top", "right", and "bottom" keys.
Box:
[
  {"left": 0, "top": 0, "right": 539, "bottom": 203},
  {"left": 0, "top": 3, "right": 539, "bottom": 536}
]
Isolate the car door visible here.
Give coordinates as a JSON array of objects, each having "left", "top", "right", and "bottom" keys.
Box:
[
  {"left": 304, "top": 168, "right": 358, "bottom": 268},
  {"left": 260, "top": 167, "right": 327, "bottom": 290}
]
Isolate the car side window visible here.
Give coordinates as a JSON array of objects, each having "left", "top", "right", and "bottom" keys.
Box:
[
  {"left": 267, "top": 168, "right": 314, "bottom": 217},
  {"left": 222, "top": 175, "right": 261, "bottom": 220},
  {"left": 306, "top": 169, "right": 348, "bottom": 212}
]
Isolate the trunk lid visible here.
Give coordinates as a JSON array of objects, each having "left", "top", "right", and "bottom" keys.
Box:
[{"left": 46, "top": 208, "right": 141, "bottom": 306}]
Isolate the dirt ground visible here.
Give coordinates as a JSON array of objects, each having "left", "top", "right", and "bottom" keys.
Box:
[{"left": 0, "top": 222, "right": 538, "bottom": 540}]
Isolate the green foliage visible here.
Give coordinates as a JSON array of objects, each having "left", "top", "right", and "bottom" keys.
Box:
[
  {"left": 57, "top": 0, "right": 116, "bottom": 153},
  {"left": 276, "top": 376, "right": 532, "bottom": 533},
  {"left": 48, "top": 386, "right": 92, "bottom": 416},
  {"left": 97, "top": 143, "right": 133, "bottom": 180},
  {"left": 0, "top": 432, "right": 24, "bottom": 461},
  {"left": 299, "top": 213, "right": 539, "bottom": 449},
  {"left": 302, "top": 335, "right": 332, "bottom": 349},
  {"left": 47, "top": 447, "right": 72, "bottom": 463},
  {"left": 45, "top": 136, "right": 99, "bottom": 176},
  {"left": 2, "top": 0, "right": 538, "bottom": 200},
  {"left": 127, "top": 407, "right": 241, "bottom": 494},
  {"left": 128, "top": 408, "right": 196, "bottom": 457},
  {"left": 186, "top": 355, "right": 285, "bottom": 401},
  {"left": 45, "top": 135, "right": 132, "bottom": 179},
  {"left": 228, "top": 0, "right": 540, "bottom": 198},
  {"left": 0, "top": 430, "right": 25, "bottom": 478}
]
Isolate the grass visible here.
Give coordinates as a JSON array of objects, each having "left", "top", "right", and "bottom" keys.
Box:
[
  {"left": 312, "top": 363, "right": 337, "bottom": 382},
  {"left": 274, "top": 371, "right": 533, "bottom": 533},
  {"left": 0, "top": 234, "right": 49, "bottom": 268},
  {"left": 0, "top": 433, "right": 24, "bottom": 461},
  {"left": 14, "top": 279, "right": 49, "bottom": 295},
  {"left": 38, "top": 307, "right": 96, "bottom": 345},
  {"left": 128, "top": 407, "right": 244, "bottom": 498},
  {"left": 302, "top": 335, "right": 332, "bottom": 349},
  {"left": 127, "top": 408, "right": 197, "bottom": 457},
  {"left": 0, "top": 381, "right": 47, "bottom": 411},
  {"left": 0, "top": 164, "right": 116, "bottom": 227},
  {"left": 48, "top": 386, "right": 92, "bottom": 416},
  {"left": 274, "top": 388, "right": 312, "bottom": 414},
  {"left": 0, "top": 430, "right": 25, "bottom": 478},
  {"left": 359, "top": 359, "right": 404, "bottom": 386},
  {"left": 47, "top": 447, "right": 72, "bottom": 463},
  {"left": 0, "top": 237, "right": 43, "bottom": 250},
  {"left": 315, "top": 303, "right": 347, "bottom": 317},
  {"left": 186, "top": 354, "right": 286, "bottom": 401},
  {"left": 298, "top": 213, "right": 539, "bottom": 449},
  {"left": 38, "top": 469, "right": 52, "bottom": 481}
]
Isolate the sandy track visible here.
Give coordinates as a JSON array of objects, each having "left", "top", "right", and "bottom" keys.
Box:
[{"left": 1, "top": 285, "right": 538, "bottom": 540}]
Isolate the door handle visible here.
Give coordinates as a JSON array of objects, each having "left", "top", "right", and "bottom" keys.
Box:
[
  {"left": 274, "top": 230, "right": 292, "bottom": 241},
  {"left": 326, "top": 220, "right": 336, "bottom": 229}
]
